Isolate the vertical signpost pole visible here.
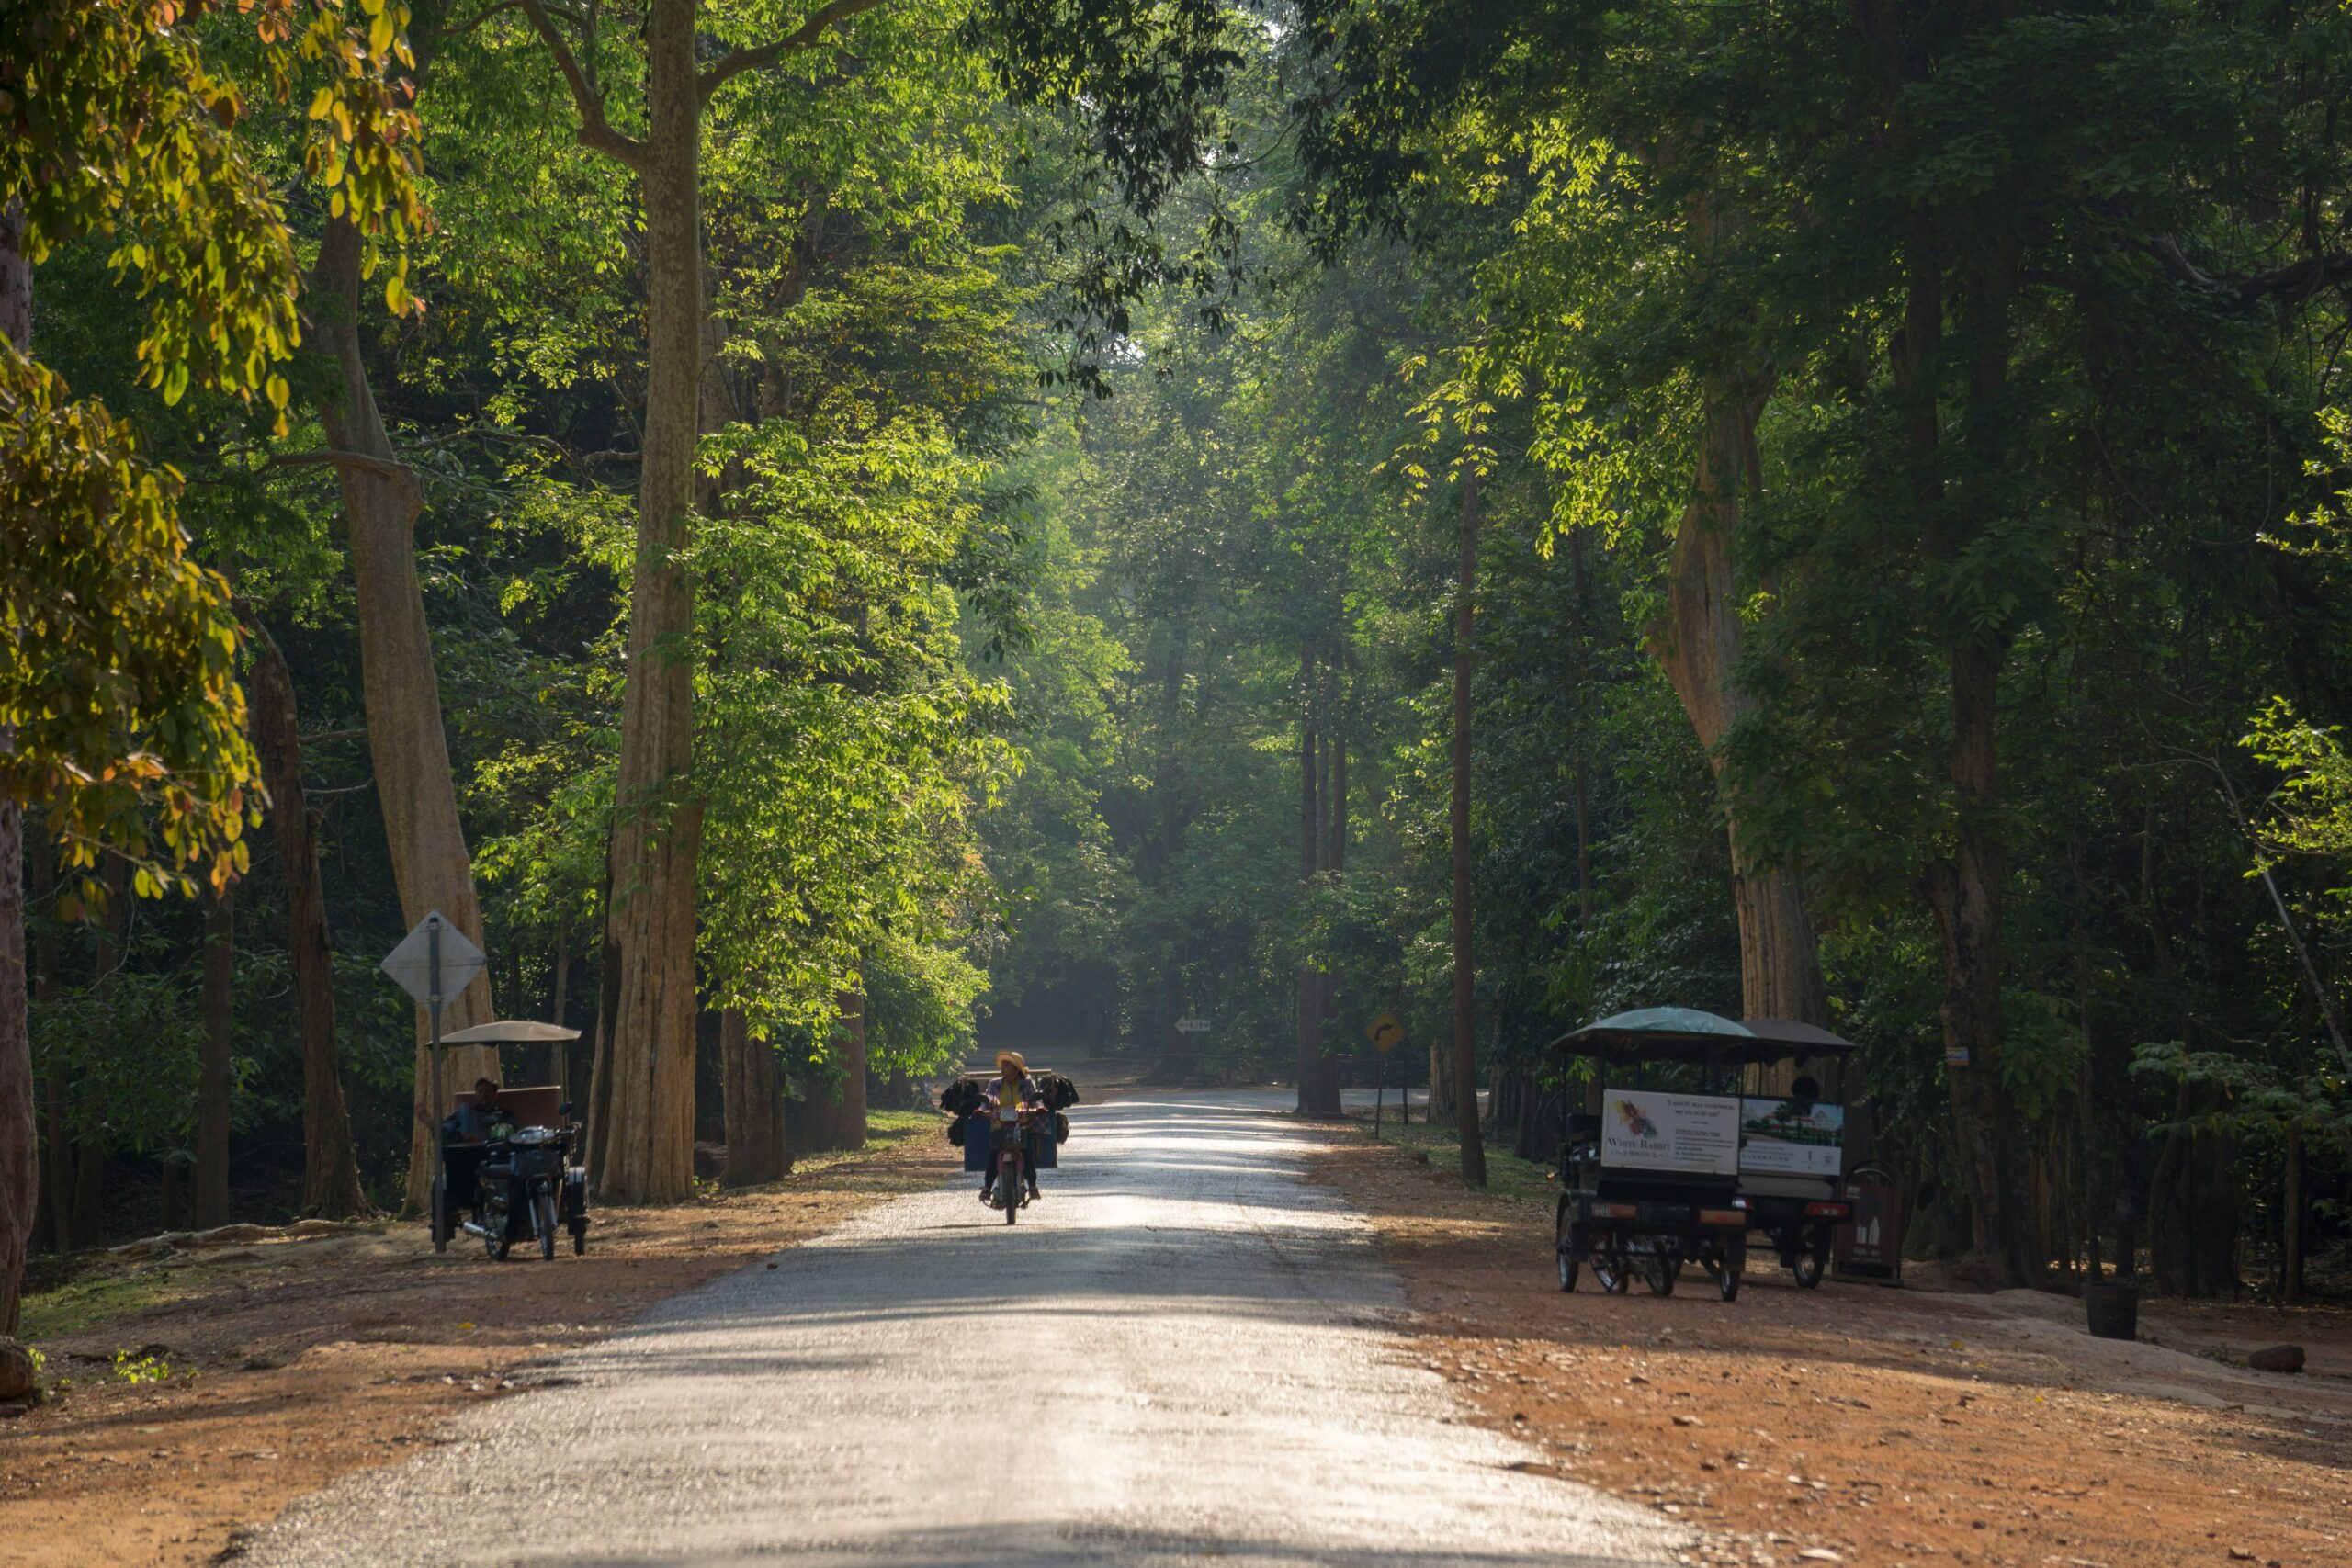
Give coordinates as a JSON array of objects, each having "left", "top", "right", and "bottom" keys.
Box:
[
  {"left": 1374, "top": 1049, "right": 1384, "bottom": 1134},
  {"left": 427, "top": 915, "right": 445, "bottom": 1135}
]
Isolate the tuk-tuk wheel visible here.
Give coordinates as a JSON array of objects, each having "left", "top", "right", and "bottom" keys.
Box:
[
  {"left": 1593, "top": 1254, "right": 1631, "bottom": 1294},
  {"left": 1643, "top": 1254, "right": 1676, "bottom": 1297},
  {"left": 1717, "top": 1237, "right": 1746, "bottom": 1302},
  {"left": 570, "top": 1219, "right": 587, "bottom": 1257},
  {"left": 1792, "top": 1229, "right": 1827, "bottom": 1289},
  {"left": 1555, "top": 1212, "right": 1582, "bottom": 1293}
]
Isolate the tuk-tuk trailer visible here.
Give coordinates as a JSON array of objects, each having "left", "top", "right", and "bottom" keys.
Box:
[{"left": 1551, "top": 1010, "right": 1859, "bottom": 1302}]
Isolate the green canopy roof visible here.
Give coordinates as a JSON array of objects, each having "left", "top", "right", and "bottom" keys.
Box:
[{"left": 1549, "top": 1007, "right": 1844, "bottom": 1066}]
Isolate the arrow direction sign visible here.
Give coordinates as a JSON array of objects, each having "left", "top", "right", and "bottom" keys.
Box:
[
  {"left": 1364, "top": 1012, "right": 1406, "bottom": 1054},
  {"left": 1174, "top": 1017, "right": 1211, "bottom": 1035}
]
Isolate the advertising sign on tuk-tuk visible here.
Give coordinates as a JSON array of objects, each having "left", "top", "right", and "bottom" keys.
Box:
[
  {"left": 1737, "top": 1099, "right": 1845, "bottom": 1178},
  {"left": 1600, "top": 1089, "right": 1739, "bottom": 1175}
]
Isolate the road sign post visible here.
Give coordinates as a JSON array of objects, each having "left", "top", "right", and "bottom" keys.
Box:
[{"left": 381, "top": 909, "right": 489, "bottom": 1127}]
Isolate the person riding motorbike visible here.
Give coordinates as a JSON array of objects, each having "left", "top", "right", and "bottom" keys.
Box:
[{"left": 978, "top": 1050, "right": 1046, "bottom": 1206}]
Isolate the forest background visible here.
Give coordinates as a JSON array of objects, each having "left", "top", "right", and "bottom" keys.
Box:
[{"left": 7, "top": 0, "right": 2352, "bottom": 1333}]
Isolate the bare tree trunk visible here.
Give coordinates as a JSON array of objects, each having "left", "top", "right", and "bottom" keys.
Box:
[
  {"left": 1453, "top": 468, "right": 1487, "bottom": 1187},
  {"left": 250, "top": 633, "right": 369, "bottom": 1218},
  {"left": 71, "top": 857, "right": 127, "bottom": 1245},
  {"left": 590, "top": 0, "right": 705, "bottom": 1203},
  {"left": 0, "top": 774, "right": 28, "bottom": 1338},
  {"left": 309, "top": 217, "right": 498, "bottom": 1210},
  {"left": 2283, "top": 1124, "right": 2304, "bottom": 1305},
  {"left": 1295, "top": 647, "right": 1339, "bottom": 1114},
  {"left": 1651, "top": 374, "right": 1829, "bottom": 1045},
  {"left": 29, "top": 821, "right": 68, "bottom": 1255},
  {"left": 793, "top": 981, "right": 868, "bottom": 1154},
  {"left": 720, "top": 1007, "right": 788, "bottom": 1186},
  {"left": 192, "top": 886, "right": 233, "bottom": 1229},
  {"left": 0, "top": 202, "right": 32, "bottom": 1325}
]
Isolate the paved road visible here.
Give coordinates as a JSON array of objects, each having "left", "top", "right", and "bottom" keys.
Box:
[{"left": 242, "top": 1092, "right": 1677, "bottom": 1567}]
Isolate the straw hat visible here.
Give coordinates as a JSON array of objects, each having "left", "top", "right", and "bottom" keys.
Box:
[{"left": 995, "top": 1050, "right": 1027, "bottom": 1077}]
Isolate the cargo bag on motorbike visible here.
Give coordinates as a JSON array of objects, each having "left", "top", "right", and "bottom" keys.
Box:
[
  {"left": 1054, "top": 1111, "right": 1071, "bottom": 1144},
  {"left": 960, "top": 1113, "right": 1057, "bottom": 1171},
  {"left": 947, "top": 1117, "right": 967, "bottom": 1147}
]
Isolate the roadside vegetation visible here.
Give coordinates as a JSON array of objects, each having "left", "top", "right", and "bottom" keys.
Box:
[{"left": 9, "top": 0, "right": 2352, "bottom": 1355}]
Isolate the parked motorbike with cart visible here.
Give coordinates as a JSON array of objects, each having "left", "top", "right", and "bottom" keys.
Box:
[
  {"left": 1550, "top": 1009, "right": 1859, "bottom": 1301},
  {"left": 427, "top": 1021, "right": 591, "bottom": 1261}
]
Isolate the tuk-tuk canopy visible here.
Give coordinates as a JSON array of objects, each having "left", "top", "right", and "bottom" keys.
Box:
[
  {"left": 437, "top": 1019, "right": 582, "bottom": 1047},
  {"left": 1550, "top": 1008, "right": 1857, "bottom": 1066}
]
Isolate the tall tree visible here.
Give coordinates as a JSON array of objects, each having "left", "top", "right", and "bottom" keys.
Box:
[
  {"left": 0, "top": 0, "right": 418, "bottom": 1328},
  {"left": 1451, "top": 465, "right": 1486, "bottom": 1186},
  {"left": 191, "top": 886, "right": 233, "bottom": 1227},
  {"left": 248, "top": 631, "right": 368, "bottom": 1218}
]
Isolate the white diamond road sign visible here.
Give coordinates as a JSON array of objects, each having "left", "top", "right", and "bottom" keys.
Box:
[{"left": 379, "top": 910, "right": 487, "bottom": 1009}]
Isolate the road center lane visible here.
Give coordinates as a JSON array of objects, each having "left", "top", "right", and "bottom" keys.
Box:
[{"left": 241, "top": 1092, "right": 1679, "bottom": 1567}]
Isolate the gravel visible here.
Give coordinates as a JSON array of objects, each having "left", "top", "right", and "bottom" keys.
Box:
[{"left": 235, "top": 1090, "right": 1679, "bottom": 1566}]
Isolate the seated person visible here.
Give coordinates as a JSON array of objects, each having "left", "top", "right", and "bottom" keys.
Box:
[{"left": 443, "top": 1077, "right": 514, "bottom": 1143}]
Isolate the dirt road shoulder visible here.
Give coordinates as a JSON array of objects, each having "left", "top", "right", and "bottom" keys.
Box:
[
  {"left": 1311, "top": 1120, "right": 2352, "bottom": 1568},
  {"left": 0, "top": 1117, "right": 959, "bottom": 1568}
]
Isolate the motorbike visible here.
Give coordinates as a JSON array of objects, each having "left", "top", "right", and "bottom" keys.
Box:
[
  {"left": 461, "top": 1112, "right": 588, "bottom": 1260},
  {"left": 984, "top": 1100, "right": 1040, "bottom": 1224}
]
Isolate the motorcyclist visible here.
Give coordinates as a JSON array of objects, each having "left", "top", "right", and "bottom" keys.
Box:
[{"left": 977, "top": 1050, "right": 1045, "bottom": 1206}]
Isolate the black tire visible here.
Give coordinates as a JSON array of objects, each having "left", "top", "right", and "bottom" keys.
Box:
[
  {"left": 1793, "top": 1228, "right": 1828, "bottom": 1288},
  {"left": 1644, "top": 1253, "right": 1676, "bottom": 1296},
  {"left": 570, "top": 1219, "right": 586, "bottom": 1256},
  {"left": 431, "top": 1175, "right": 448, "bottom": 1255},
  {"left": 1594, "top": 1254, "right": 1631, "bottom": 1294},
  {"left": 536, "top": 1190, "right": 559, "bottom": 1261},
  {"left": 485, "top": 1221, "right": 511, "bottom": 1261},
  {"left": 1555, "top": 1211, "right": 1581, "bottom": 1293},
  {"left": 1002, "top": 1157, "right": 1020, "bottom": 1224},
  {"left": 1717, "top": 1237, "right": 1746, "bottom": 1302}
]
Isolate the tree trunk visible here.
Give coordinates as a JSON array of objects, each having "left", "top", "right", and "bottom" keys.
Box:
[
  {"left": 192, "top": 886, "right": 233, "bottom": 1229},
  {"left": 1295, "top": 649, "right": 1340, "bottom": 1115},
  {"left": 720, "top": 1007, "right": 788, "bottom": 1186},
  {"left": 1426, "top": 1034, "right": 1453, "bottom": 1123},
  {"left": 0, "top": 782, "right": 28, "bottom": 1337},
  {"left": 590, "top": 0, "right": 705, "bottom": 1203},
  {"left": 250, "top": 632, "right": 368, "bottom": 1218},
  {"left": 1453, "top": 468, "right": 1487, "bottom": 1187},
  {"left": 71, "top": 857, "right": 128, "bottom": 1245},
  {"left": 309, "top": 217, "right": 498, "bottom": 1210},
  {"left": 548, "top": 917, "right": 572, "bottom": 1106},
  {"left": 1569, "top": 530, "right": 1595, "bottom": 932},
  {"left": 2283, "top": 1123, "right": 2304, "bottom": 1305},
  {"left": 792, "top": 982, "right": 868, "bottom": 1154},
  {"left": 1651, "top": 374, "right": 1829, "bottom": 1048},
  {"left": 1916, "top": 243, "right": 2035, "bottom": 1289},
  {"left": 0, "top": 201, "right": 30, "bottom": 1324},
  {"left": 29, "top": 818, "right": 69, "bottom": 1255}
]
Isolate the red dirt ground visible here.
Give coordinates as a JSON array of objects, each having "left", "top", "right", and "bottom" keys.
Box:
[
  {"left": 1311, "top": 1127, "right": 2352, "bottom": 1568},
  {"left": 0, "top": 1128, "right": 945, "bottom": 1568}
]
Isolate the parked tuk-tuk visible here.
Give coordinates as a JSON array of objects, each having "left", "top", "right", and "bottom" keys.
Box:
[
  {"left": 427, "top": 1020, "right": 590, "bottom": 1260},
  {"left": 1549, "top": 1009, "right": 1859, "bottom": 1301}
]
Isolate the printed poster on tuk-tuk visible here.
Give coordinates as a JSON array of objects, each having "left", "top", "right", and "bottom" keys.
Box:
[
  {"left": 1600, "top": 1089, "right": 1739, "bottom": 1175},
  {"left": 1738, "top": 1097, "right": 1845, "bottom": 1177}
]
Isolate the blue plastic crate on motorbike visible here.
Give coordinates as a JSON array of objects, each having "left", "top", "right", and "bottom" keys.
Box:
[{"left": 959, "top": 1114, "right": 1057, "bottom": 1172}]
